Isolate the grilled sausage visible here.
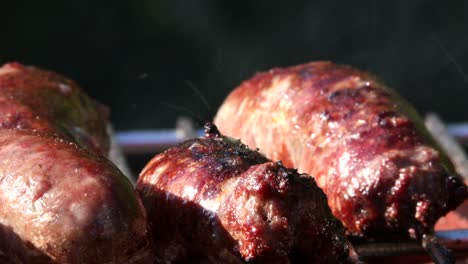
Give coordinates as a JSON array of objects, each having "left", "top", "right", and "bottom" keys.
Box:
[
  {"left": 137, "top": 123, "right": 356, "bottom": 263},
  {"left": 214, "top": 61, "right": 467, "bottom": 240},
  {"left": 0, "top": 62, "right": 109, "bottom": 156},
  {"left": 0, "top": 130, "right": 152, "bottom": 263},
  {"left": 0, "top": 63, "right": 152, "bottom": 263}
]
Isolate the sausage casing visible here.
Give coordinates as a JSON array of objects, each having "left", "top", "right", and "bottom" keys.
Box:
[
  {"left": 0, "top": 130, "right": 152, "bottom": 263},
  {"left": 0, "top": 63, "right": 152, "bottom": 263},
  {"left": 137, "top": 124, "right": 355, "bottom": 263},
  {"left": 0, "top": 63, "right": 109, "bottom": 155},
  {"left": 214, "top": 61, "right": 467, "bottom": 239}
]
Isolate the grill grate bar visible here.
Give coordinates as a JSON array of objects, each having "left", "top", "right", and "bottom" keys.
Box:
[{"left": 114, "top": 122, "right": 468, "bottom": 154}]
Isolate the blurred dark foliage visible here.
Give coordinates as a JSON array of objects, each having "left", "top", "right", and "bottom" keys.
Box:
[{"left": 1, "top": 0, "right": 468, "bottom": 129}]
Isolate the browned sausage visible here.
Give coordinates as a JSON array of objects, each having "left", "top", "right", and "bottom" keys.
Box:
[
  {"left": 0, "top": 63, "right": 152, "bottom": 263},
  {"left": 137, "top": 123, "right": 356, "bottom": 263},
  {"left": 0, "top": 130, "right": 152, "bottom": 263},
  {"left": 214, "top": 61, "right": 467, "bottom": 240},
  {"left": 0, "top": 62, "right": 109, "bottom": 156}
]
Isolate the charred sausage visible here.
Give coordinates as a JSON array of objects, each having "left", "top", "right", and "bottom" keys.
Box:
[
  {"left": 137, "top": 123, "right": 356, "bottom": 263},
  {"left": 214, "top": 61, "right": 467, "bottom": 240}
]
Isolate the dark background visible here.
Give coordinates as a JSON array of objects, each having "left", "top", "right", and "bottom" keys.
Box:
[{"left": 1, "top": 0, "right": 468, "bottom": 130}]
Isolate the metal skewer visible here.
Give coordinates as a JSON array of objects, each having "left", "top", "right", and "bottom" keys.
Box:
[{"left": 422, "top": 234, "right": 455, "bottom": 264}]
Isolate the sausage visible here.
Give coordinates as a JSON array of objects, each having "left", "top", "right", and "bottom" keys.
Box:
[
  {"left": 0, "top": 63, "right": 152, "bottom": 263},
  {"left": 0, "top": 62, "right": 109, "bottom": 156},
  {"left": 214, "top": 61, "right": 467, "bottom": 240},
  {"left": 0, "top": 130, "right": 152, "bottom": 263},
  {"left": 137, "top": 123, "right": 356, "bottom": 263}
]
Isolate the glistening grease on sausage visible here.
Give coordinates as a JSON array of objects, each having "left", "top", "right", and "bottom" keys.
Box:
[
  {"left": 214, "top": 61, "right": 467, "bottom": 240},
  {"left": 0, "top": 63, "right": 109, "bottom": 156},
  {"left": 0, "top": 63, "right": 152, "bottom": 263},
  {"left": 0, "top": 130, "right": 151, "bottom": 263},
  {"left": 137, "top": 123, "right": 357, "bottom": 263}
]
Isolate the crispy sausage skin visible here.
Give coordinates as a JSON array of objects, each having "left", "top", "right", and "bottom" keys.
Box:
[
  {"left": 0, "top": 62, "right": 109, "bottom": 156},
  {"left": 137, "top": 123, "right": 355, "bottom": 263},
  {"left": 0, "top": 130, "right": 152, "bottom": 263},
  {"left": 214, "top": 61, "right": 467, "bottom": 239}
]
